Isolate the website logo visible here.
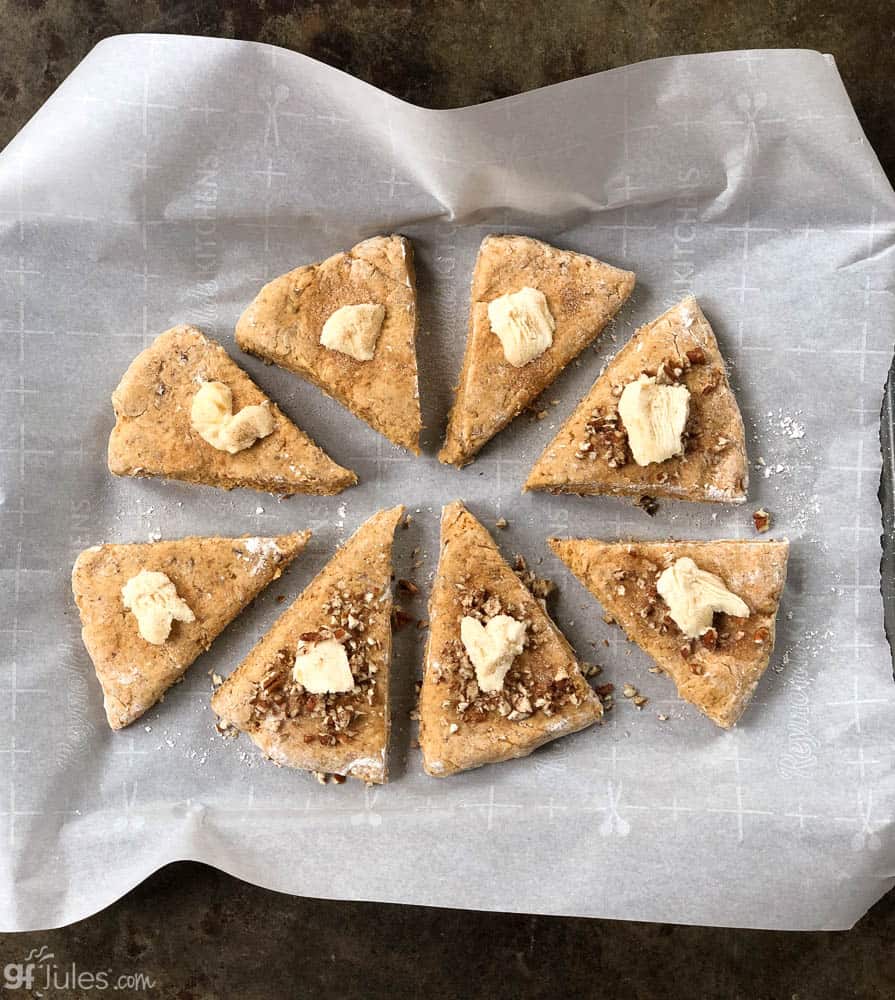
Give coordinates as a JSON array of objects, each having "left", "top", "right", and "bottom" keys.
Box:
[{"left": 3, "top": 944, "right": 156, "bottom": 994}]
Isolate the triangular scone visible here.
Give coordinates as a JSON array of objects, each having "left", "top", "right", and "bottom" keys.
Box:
[
  {"left": 236, "top": 235, "right": 421, "bottom": 453},
  {"left": 549, "top": 538, "right": 789, "bottom": 728},
  {"left": 438, "top": 235, "right": 635, "bottom": 467},
  {"left": 72, "top": 532, "right": 309, "bottom": 730},
  {"left": 526, "top": 296, "right": 748, "bottom": 504},
  {"left": 108, "top": 325, "right": 356, "bottom": 496},
  {"left": 212, "top": 506, "right": 404, "bottom": 784},
  {"left": 419, "top": 502, "right": 603, "bottom": 777}
]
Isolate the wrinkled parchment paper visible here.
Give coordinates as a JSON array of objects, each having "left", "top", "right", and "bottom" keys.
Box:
[{"left": 1, "top": 36, "right": 893, "bottom": 931}]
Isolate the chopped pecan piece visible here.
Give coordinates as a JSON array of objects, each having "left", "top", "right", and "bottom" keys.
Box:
[
  {"left": 634, "top": 494, "right": 659, "bottom": 517},
  {"left": 576, "top": 408, "right": 628, "bottom": 467},
  {"left": 699, "top": 367, "right": 721, "bottom": 395},
  {"left": 260, "top": 669, "right": 286, "bottom": 692},
  {"left": 752, "top": 508, "right": 771, "bottom": 533},
  {"left": 391, "top": 608, "right": 414, "bottom": 631},
  {"left": 654, "top": 360, "right": 684, "bottom": 385}
]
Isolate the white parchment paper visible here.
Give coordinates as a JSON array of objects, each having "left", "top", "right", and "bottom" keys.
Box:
[{"left": 1, "top": 36, "right": 893, "bottom": 931}]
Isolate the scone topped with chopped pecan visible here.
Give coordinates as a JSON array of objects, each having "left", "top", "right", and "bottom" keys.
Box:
[
  {"left": 525, "top": 296, "right": 748, "bottom": 505},
  {"left": 550, "top": 537, "right": 789, "bottom": 728},
  {"left": 212, "top": 506, "right": 404, "bottom": 784},
  {"left": 419, "top": 502, "right": 603, "bottom": 777}
]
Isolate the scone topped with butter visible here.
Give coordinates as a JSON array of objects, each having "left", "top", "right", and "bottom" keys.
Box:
[
  {"left": 236, "top": 235, "right": 421, "bottom": 453},
  {"left": 525, "top": 296, "right": 748, "bottom": 505},
  {"left": 108, "top": 325, "right": 356, "bottom": 496},
  {"left": 72, "top": 532, "right": 310, "bottom": 729},
  {"left": 549, "top": 538, "right": 789, "bottom": 728},
  {"left": 439, "top": 235, "right": 635, "bottom": 467},
  {"left": 212, "top": 506, "right": 404, "bottom": 785},
  {"left": 419, "top": 502, "right": 603, "bottom": 777}
]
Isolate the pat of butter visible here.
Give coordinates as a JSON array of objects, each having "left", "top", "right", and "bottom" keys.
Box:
[
  {"left": 617, "top": 375, "right": 690, "bottom": 466},
  {"left": 292, "top": 638, "right": 354, "bottom": 694},
  {"left": 460, "top": 614, "right": 527, "bottom": 693},
  {"left": 657, "top": 557, "right": 750, "bottom": 638},
  {"left": 320, "top": 303, "right": 386, "bottom": 361},
  {"left": 487, "top": 287, "right": 555, "bottom": 367},
  {"left": 191, "top": 381, "right": 275, "bottom": 454},
  {"left": 121, "top": 569, "right": 195, "bottom": 645}
]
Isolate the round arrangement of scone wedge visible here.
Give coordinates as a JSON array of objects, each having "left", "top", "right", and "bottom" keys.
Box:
[{"left": 73, "top": 231, "right": 791, "bottom": 783}]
